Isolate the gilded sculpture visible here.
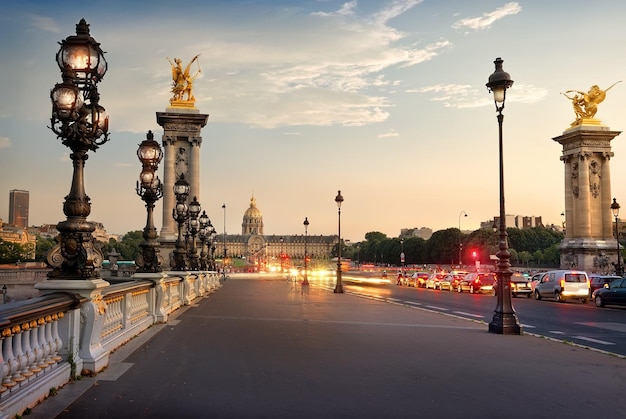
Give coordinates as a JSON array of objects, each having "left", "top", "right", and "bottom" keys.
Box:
[
  {"left": 561, "top": 81, "right": 620, "bottom": 126},
  {"left": 167, "top": 54, "right": 201, "bottom": 106}
]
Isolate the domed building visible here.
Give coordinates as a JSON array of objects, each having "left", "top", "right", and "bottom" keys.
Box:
[{"left": 219, "top": 195, "right": 337, "bottom": 271}]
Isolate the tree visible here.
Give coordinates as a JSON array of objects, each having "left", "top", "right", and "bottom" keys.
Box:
[
  {"left": 0, "top": 239, "right": 33, "bottom": 264},
  {"left": 98, "top": 231, "right": 144, "bottom": 261},
  {"left": 35, "top": 236, "right": 56, "bottom": 262}
]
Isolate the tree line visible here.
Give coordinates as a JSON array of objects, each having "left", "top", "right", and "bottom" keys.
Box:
[
  {"left": 1, "top": 226, "right": 564, "bottom": 269},
  {"left": 339, "top": 227, "right": 565, "bottom": 269}
]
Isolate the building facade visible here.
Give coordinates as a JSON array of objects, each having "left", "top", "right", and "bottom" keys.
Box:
[
  {"left": 8, "top": 190, "right": 29, "bottom": 228},
  {"left": 218, "top": 196, "right": 337, "bottom": 270}
]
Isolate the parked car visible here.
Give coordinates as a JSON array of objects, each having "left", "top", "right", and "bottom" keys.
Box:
[
  {"left": 528, "top": 272, "right": 545, "bottom": 293},
  {"left": 408, "top": 271, "right": 430, "bottom": 287},
  {"left": 534, "top": 270, "right": 589, "bottom": 303},
  {"left": 588, "top": 274, "right": 622, "bottom": 297},
  {"left": 592, "top": 278, "right": 626, "bottom": 307},
  {"left": 425, "top": 272, "right": 446, "bottom": 289},
  {"left": 458, "top": 272, "right": 496, "bottom": 294},
  {"left": 439, "top": 272, "right": 467, "bottom": 291},
  {"left": 493, "top": 273, "right": 532, "bottom": 297}
]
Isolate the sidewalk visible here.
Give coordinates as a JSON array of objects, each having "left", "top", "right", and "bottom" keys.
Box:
[{"left": 34, "top": 275, "right": 625, "bottom": 418}]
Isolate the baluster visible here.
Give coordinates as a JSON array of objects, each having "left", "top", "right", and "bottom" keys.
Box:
[
  {"left": 19, "top": 325, "right": 35, "bottom": 379},
  {"left": 11, "top": 328, "right": 27, "bottom": 383},
  {"left": 51, "top": 314, "right": 63, "bottom": 363},
  {"left": 38, "top": 322, "right": 51, "bottom": 369},
  {"left": 28, "top": 321, "right": 43, "bottom": 374},
  {"left": 44, "top": 318, "right": 57, "bottom": 367}
]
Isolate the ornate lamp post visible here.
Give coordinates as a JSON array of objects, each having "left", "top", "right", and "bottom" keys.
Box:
[
  {"left": 198, "top": 210, "right": 211, "bottom": 270},
  {"left": 458, "top": 211, "right": 468, "bottom": 265},
  {"left": 486, "top": 57, "right": 521, "bottom": 335},
  {"left": 172, "top": 174, "right": 190, "bottom": 270},
  {"left": 135, "top": 130, "right": 164, "bottom": 273},
  {"left": 611, "top": 198, "right": 623, "bottom": 276},
  {"left": 303, "top": 217, "right": 309, "bottom": 285},
  {"left": 46, "top": 19, "right": 109, "bottom": 280},
  {"left": 222, "top": 203, "right": 227, "bottom": 279},
  {"left": 334, "top": 190, "right": 344, "bottom": 293},
  {"left": 187, "top": 196, "right": 202, "bottom": 270}
]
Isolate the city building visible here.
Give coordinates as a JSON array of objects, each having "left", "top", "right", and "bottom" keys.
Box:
[
  {"left": 219, "top": 196, "right": 337, "bottom": 270},
  {"left": 8, "top": 190, "right": 29, "bottom": 228},
  {"left": 480, "top": 215, "right": 543, "bottom": 230},
  {"left": 0, "top": 218, "right": 36, "bottom": 260}
]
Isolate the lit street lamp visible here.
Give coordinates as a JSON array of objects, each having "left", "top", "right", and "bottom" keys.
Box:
[
  {"left": 135, "top": 130, "right": 164, "bottom": 273},
  {"left": 334, "top": 190, "right": 344, "bottom": 293},
  {"left": 303, "top": 217, "right": 309, "bottom": 285},
  {"left": 486, "top": 57, "right": 521, "bottom": 335},
  {"left": 187, "top": 196, "right": 202, "bottom": 270},
  {"left": 400, "top": 238, "right": 405, "bottom": 272},
  {"left": 46, "top": 19, "right": 109, "bottom": 280},
  {"left": 459, "top": 211, "right": 468, "bottom": 266},
  {"left": 198, "top": 210, "right": 211, "bottom": 270},
  {"left": 222, "top": 203, "right": 227, "bottom": 280},
  {"left": 172, "top": 174, "right": 190, "bottom": 270},
  {"left": 611, "top": 198, "right": 623, "bottom": 276}
]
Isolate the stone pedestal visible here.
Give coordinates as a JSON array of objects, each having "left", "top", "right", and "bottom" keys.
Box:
[
  {"left": 156, "top": 107, "right": 209, "bottom": 268},
  {"left": 553, "top": 124, "right": 621, "bottom": 272}
]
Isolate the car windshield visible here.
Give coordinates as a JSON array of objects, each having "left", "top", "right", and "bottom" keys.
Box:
[{"left": 564, "top": 273, "right": 587, "bottom": 283}]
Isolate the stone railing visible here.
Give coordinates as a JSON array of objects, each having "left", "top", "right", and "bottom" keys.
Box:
[{"left": 0, "top": 270, "right": 221, "bottom": 418}]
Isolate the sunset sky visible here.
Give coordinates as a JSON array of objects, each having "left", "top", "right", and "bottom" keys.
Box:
[{"left": 2, "top": 1, "right": 626, "bottom": 242}]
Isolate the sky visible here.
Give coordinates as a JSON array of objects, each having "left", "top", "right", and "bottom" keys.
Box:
[{"left": 2, "top": 0, "right": 626, "bottom": 243}]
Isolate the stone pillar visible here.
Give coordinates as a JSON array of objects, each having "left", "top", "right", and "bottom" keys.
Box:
[
  {"left": 156, "top": 108, "right": 209, "bottom": 268},
  {"left": 553, "top": 125, "right": 621, "bottom": 272}
]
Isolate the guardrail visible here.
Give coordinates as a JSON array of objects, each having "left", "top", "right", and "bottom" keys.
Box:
[{"left": 0, "top": 270, "right": 221, "bottom": 417}]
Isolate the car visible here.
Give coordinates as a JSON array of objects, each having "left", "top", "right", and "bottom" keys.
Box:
[
  {"left": 528, "top": 272, "right": 545, "bottom": 293},
  {"left": 588, "top": 274, "right": 622, "bottom": 297},
  {"left": 408, "top": 271, "right": 430, "bottom": 287},
  {"left": 458, "top": 272, "right": 496, "bottom": 294},
  {"left": 592, "top": 278, "right": 626, "bottom": 307},
  {"left": 425, "top": 272, "right": 446, "bottom": 289},
  {"left": 534, "top": 270, "right": 589, "bottom": 303},
  {"left": 493, "top": 273, "right": 532, "bottom": 297},
  {"left": 439, "top": 272, "right": 467, "bottom": 291}
]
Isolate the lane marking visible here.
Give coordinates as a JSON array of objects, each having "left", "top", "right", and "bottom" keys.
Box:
[
  {"left": 573, "top": 336, "right": 615, "bottom": 345},
  {"left": 405, "top": 301, "right": 422, "bottom": 306},
  {"left": 453, "top": 311, "right": 484, "bottom": 318},
  {"left": 549, "top": 331, "right": 565, "bottom": 335},
  {"left": 426, "top": 305, "right": 449, "bottom": 311},
  {"left": 520, "top": 324, "right": 536, "bottom": 329}
]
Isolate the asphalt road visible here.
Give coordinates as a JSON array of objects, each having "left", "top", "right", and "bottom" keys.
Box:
[{"left": 336, "top": 274, "right": 626, "bottom": 357}]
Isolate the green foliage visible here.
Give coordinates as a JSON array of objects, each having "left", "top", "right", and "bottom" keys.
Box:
[
  {"left": 98, "top": 231, "right": 144, "bottom": 261},
  {"left": 355, "top": 226, "right": 564, "bottom": 268},
  {"left": 0, "top": 239, "right": 33, "bottom": 264},
  {"left": 35, "top": 236, "right": 56, "bottom": 262}
]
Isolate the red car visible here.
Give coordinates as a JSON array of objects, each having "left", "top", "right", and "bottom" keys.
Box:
[{"left": 458, "top": 273, "right": 496, "bottom": 294}]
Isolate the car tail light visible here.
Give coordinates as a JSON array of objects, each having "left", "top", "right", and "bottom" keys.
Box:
[
  {"left": 474, "top": 279, "right": 480, "bottom": 285},
  {"left": 587, "top": 280, "right": 590, "bottom": 289},
  {"left": 560, "top": 279, "right": 565, "bottom": 289}
]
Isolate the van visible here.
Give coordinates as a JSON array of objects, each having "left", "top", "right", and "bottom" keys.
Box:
[{"left": 534, "top": 270, "right": 589, "bottom": 303}]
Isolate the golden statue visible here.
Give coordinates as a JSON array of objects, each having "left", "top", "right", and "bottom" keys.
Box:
[
  {"left": 167, "top": 54, "right": 201, "bottom": 107},
  {"left": 561, "top": 81, "right": 620, "bottom": 126}
]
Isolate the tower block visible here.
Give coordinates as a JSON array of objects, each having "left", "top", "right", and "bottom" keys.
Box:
[
  {"left": 553, "top": 125, "right": 621, "bottom": 271},
  {"left": 156, "top": 108, "right": 209, "bottom": 244}
]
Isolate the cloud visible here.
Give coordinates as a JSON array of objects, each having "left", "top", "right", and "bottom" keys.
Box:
[
  {"left": 378, "top": 129, "right": 399, "bottom": 138},
  {"left": 372, "top": 0, "right": 423, "bottom": 25},
  {"left": 312, "top": 0, "right": 358, "bottom": 17},
  {"left": 0, "top": 136, "right": 11, "bottom": 149},
  {"left": 409, "top": 82, "right": 547, "bottom": 108},
  {"left": 29, "top": 15, "right": 60, "bottom": 33},
  {"left": 452, "top": 2, "right": 521, "bottom": 32}
]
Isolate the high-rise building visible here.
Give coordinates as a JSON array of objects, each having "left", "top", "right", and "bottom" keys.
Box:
[{"left": 9, "top": 189, "right": 29, "bottom": 228}]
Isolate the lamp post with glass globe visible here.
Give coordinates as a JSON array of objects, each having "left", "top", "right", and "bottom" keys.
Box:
[
  {"left": 303, "top": 217, "right": 309, "bottom": 285},
  {"left": 172, "top": 174, "right": 190, "bottom": 270},
  {"left": 611, "top": 198, "right": 623, "bottom": 276},
  {"left": 46, "top": 19, "right": 109, "bottom": 280},
  {"left": 334, "top": 190, "right": 344, "bottom": 293},
  {"left": 198, "top": 210, "right": 211, "bottom": 270},
  {"left": 486, "top": 57, "right": 522, "bottom": 335},
  {"left": 135, "top": 131, "right": 164, "bottom": 273},
  {"left": 186, "top": 197, "right": 202, "bottom": 270}
]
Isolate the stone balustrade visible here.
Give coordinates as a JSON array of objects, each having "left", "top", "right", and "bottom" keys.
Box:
[{"left": 0, "top": 270, "right": 221, "bottom": 417}]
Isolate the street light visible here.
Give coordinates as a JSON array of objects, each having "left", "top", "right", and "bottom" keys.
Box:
[
  {"left": 280, "top": 237, "right": 284, "bottom": 272},
  {"left": 46, "top": 19, "right": 109, "bottom": 280},
  {"left": 400, "top": 238, "right": 405, "bottom": 272},
  {"left": 222, "top": 203, "right": 227, "bottom": 280},
  {"left": 303, "top": 217, "right": 309, "bottom": 285},
  {"left": 486, "top": 57, "right": 521, "bottom": 335},
  {"left": 611, "top": 198, "right": 622, "bottom": 276},
  {"left": 198, "top": 210, "right": 211, "bottom": 270},
  {"left": 172, "top": 174, "right": 190, "bottom": 270},
  {"left": 334, "top": 190, "right": 344, "bottom": 293},
  {"left": 459, "top": 211, "right": 468, "bottom": 266},
  {"left": 187, "top": 196, "right": 202, "bottom": 270},
  {"left": 135, "top": 130, "right": 164, "bottom": 273}
]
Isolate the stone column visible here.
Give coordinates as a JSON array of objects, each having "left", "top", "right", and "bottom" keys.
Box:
[
  {"left": 156, "top": 108, "right": 209, "bottom": 268},
  {"left": 553, "top": 125, "right": 621, "bottom": 272}
]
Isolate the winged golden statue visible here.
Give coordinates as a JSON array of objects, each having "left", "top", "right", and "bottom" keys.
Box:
[
  {"left": 561, "top": 81, "right": 620, "bottom": 126},
  {"left": 167, "top": 54, "right": 201, "bottom": 106}
]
